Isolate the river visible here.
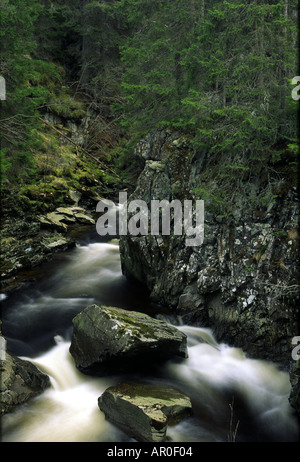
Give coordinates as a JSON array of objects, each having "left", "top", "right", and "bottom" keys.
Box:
[{"left": 1, "top": 228, "right": 299, "bottom": 442}]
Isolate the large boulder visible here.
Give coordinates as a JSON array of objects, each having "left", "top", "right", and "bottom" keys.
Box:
[
  {"left": 0, "top": 348, "right": 51, "bottom": 415},
  {"left": 69, "top": 304, "right": 187, "bottom": 375},
  {"left": 98, "top": 381, "right": 192, "bottom": 442}
]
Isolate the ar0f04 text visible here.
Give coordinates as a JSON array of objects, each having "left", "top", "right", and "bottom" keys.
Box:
[{"left": 150, "top": 447, "right": 193, "bottom": 457}]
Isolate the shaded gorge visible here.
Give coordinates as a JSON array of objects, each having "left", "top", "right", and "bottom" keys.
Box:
[{"left": 1, "top": 229, "right": 299, "bottom": 442}]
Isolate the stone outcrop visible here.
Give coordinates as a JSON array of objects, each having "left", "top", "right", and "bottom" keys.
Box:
[
  {"left": 98, "top": 381, "right": 192, "bottom": 442},
  {"left": 119, "top": 129, "right": 299, "bottom": 368},
  {"left": 0, "top": 204, "right": 96, "bottom": 294},
  {"left": 0, "top": 347, "right": 51, "bottom": 415},
  {"left": 69, "top": 304, "right": 187, "bottom": 375},
  {"left": 38, "top": 206, "right": 95, "bottom": 231}
]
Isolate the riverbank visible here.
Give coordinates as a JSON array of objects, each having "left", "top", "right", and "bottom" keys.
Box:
[
  {"left": 1, "top": 238, "right": 299, "bottom": 442},
  {"left": 1, "top": 131, "right": 299, "bottom": 432},
  {"left": 0, "top": 202, "right": 97, "bottom": 296},
  {"left": 0, "top": 106, "right": 127, "bottom": 296}
]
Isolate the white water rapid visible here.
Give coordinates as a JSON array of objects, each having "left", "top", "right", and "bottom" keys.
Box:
[{"left": 1, "top": 237, "right": 299, "bottom": 442}]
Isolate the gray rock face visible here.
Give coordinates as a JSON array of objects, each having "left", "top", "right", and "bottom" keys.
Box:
[
  {"left": 289, "top": 361, "right": 300, "bottom": 422},
  {"left": 119, "top": 129, "right": 299, "bottom": 369},
  {"left": 69, "top": 304, "right": 188, "bottom": 375},
  {"left": 0, "top": 349, "right": 51, "bottom": 415},
  {"left": 98, "top": 382, "right": 192, "bottom": 442}
]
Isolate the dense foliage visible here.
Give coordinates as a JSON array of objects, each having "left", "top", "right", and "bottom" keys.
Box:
[
  {"left": 118, "top": 0, "right": 299, "bottom": 160},
  {"left": 0, "top": 0, "right": 298, "bottom": 185}
]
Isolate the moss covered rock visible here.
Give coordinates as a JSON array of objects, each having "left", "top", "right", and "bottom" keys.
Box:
[
  {"left": 98, "top": 381, "right": 192, "bottom": 442},
  {"left": 119, "top": 129, "right": 299, "bottom": 370},
  {"left": 0, "top": 348, "right": 51, "bottom": 415},
  {"left": 69, "top": 304, "right": 187, "bottom": 375}
]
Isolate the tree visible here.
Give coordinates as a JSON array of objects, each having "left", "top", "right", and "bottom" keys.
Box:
[
  {"left": 0, "top": 0, "right": 56, "bottom": 178},
  {"left": 34, "top": 0, "right": 82, "bottom": 77},
  {"left": 118, "top": 0, "right": 298, "bottom": 163},
  {"left": 79, "top": 0, "right": 127, "bottom": 104}
]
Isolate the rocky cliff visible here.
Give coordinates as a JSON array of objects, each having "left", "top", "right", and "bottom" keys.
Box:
[{"left": 119, "top": 130, "right": 299, "bottom": 370}]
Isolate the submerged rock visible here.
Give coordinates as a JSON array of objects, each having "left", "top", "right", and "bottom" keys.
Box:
[
  {"left": 0, "top": 349, "right": 51, "bottom": 415},
  {"left": 98, "top": 381, "right": 192, "bottom": 442},
  {"left": 69, "top": 304, "right": 187, "bottom": 375}
]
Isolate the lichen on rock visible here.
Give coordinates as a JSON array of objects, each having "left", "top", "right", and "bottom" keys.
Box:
[
  {"left": 69, "top": 304, "right": 188, "bottom": 375},
  {"left": 98, "top": 381, "right": 192, "bottom": 442},
  {"left": 118, "top": 129, "right": 300, "bottom": 421},
  {"left": 0, "top": 347, "right": 51, "bottom": 416}
]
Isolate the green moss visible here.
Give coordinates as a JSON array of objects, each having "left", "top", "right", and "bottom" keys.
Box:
[{"left": 49, "top": 93, "right": 86, "bottom": 120}]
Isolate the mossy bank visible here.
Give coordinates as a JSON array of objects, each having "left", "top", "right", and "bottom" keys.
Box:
[{"left": 0, "top": 107, "right": 124, "bottom": 295}]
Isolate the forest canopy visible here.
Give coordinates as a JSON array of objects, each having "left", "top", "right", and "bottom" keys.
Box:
[{"left": 0, "top": 0, "right": 299, "bottom": 183}]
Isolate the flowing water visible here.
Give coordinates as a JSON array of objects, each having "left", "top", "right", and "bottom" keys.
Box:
[{"left": 1, "top": 230, "right": 299, "bottom": 442}]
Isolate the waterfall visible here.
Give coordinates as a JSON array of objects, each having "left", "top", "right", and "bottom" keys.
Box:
[
  {"left": 1, "top": 238, "right": 298, "bottom": 442},
  {"left": 2, "top": 337, "right": 124, "bottom": 442}
]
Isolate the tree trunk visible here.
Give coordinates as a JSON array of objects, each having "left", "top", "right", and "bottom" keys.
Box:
[
  {"left": 200, "top": 0, "right": 205, "bottom": 20},
  {"left": 279, "top": 0, "right": 288, "bottom": 133}
]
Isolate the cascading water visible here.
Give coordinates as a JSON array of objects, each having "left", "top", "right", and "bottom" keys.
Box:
[{"left": 1, "top": 233, "right": 299, "bottom": 442}]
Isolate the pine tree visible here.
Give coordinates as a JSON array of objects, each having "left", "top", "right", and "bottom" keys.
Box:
[
  {"left": 118, "top": 0, "right": 298, "bottom": 162},
  {"left": 79, "top": 0, "right": 127, "bottom": 104},
  {"left": 0, "top": 0, "right": 53, "bottom": 178}
]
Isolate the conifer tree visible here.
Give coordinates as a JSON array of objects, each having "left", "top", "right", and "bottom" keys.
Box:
[
  {"left": 0, "top": 0, "right": 55, "bottom": 177},
  {"left": 118, "top": 0, "right": 298, "bottom": 163}
]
